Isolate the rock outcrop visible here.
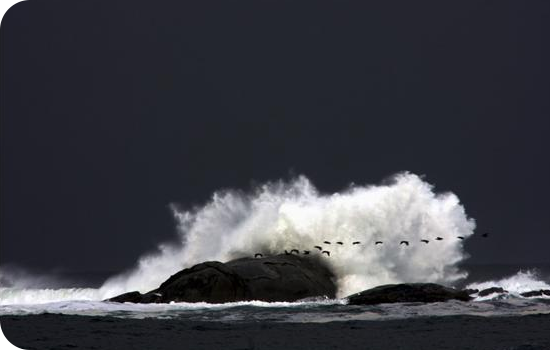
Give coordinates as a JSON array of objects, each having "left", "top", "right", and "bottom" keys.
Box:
[
  {"left": 346, "top": 283, "right": 471, "bottom": 305},
  {"left": 520, "top": 289, "right": 550, "bottom": 298},
  {"left": 108, "top": 254, "right": 336, "bottom": 304},
  {"left": 478, "top": 287, "right": 508, "bottom": 297}
]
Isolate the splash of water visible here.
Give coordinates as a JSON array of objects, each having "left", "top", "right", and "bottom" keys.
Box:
[
  {"left": 467, "top": 270, "right": 550, "bottom": 300},
  {"left": 100, "top": 172, "right": 476, "bottom": 298}
]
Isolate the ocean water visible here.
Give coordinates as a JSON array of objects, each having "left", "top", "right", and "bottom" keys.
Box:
[
  {"left": 1, "top": 266, "right": 549, "bottom": 322},
  {"left": 1, "top": 173, "right": 549, "bottom": 322}
]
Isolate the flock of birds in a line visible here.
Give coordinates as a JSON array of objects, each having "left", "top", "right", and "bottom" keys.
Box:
[{"left": 254, "top": 232, "right": 490, "bottom": 258}]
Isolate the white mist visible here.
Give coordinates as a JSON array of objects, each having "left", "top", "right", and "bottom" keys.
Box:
[{"left": 100, "top": 172, "right": 476, "bottom": 298}]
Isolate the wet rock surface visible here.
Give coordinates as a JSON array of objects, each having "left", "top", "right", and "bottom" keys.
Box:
[
  {"left": 520, "top": 289, "right": 550, "bottom": 298},
  {"left": 346, "top": 283, "right": 471, "bottom": 305},
  {"left": 478, "top": 287, "right": 508, "bottom": 297},
  {"left": 108, "top": 254, "right": 336, "bottom": 303}
]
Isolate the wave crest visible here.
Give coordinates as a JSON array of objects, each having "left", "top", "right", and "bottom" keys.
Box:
[
  {"left": 467, "top": 270, "right": 550, "bottom": 300},
  {"left": 100, "top": 172, "right": 476, "bottom": 298}
]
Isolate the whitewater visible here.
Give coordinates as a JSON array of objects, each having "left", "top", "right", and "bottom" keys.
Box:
[{"left": 1, "top": 172, "right": 549, "bottom": 318}]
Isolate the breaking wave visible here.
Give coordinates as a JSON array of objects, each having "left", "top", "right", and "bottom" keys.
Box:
[
  {"left": 1, "top": 172, "right": 480, "bottom": 304},
  {"left": 100, "top": 172, "right": 476, "bottom": 298},
  {"left": 467, "top": 270, "right": 550, "bottom": 300}
]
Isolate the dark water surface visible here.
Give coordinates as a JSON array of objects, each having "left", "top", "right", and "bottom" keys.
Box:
[{"left": 2, "top": 313, "right": 550, "bottom": 350}]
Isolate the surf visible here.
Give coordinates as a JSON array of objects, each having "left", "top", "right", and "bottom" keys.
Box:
[
  {"left": 99, "top": 172, "right": 476, "bottom": 298},
  {"left": 467, "top": 270, "right": 550, "bottom": 301},
  {"left": 9, "top": 171, "right": 529, "bottom": 304}
]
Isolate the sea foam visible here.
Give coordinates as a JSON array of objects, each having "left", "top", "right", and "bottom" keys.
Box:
[
  {"left": 467, "top": 270, "right": 550, "bottom": 300},
  {"left": 1, "top": 173, "right": 479, "bottom": 304},
  {"left": 100, "top": 172, "right": 476, "bottom": 298}
]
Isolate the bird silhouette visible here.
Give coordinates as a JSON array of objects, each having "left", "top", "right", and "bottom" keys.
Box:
[
  {"left": 435, "top": 237, "right": 443, "bottom": 241},
  {"left": 314, "top": 245, "right": 323, "bottom": 250},
  {"left": 321, "top": 250, "right": 330, "bottom": 256},
  {"left": 352, "top": 241, "right": 361, "bottom": 245},
  {"left": 290, "top": 249, "right": 299, "bottom": 254},
  {"left": 303, "top": 250, "right": 310, "bottom": 255},
  {"left": 254, "top": 253, "right": 263, "bottom": 258},
  {"left": 482, "top": 233, "right": 489, "bottom": 238},
  {"left": 323, "top": 241, "right": 331, "bottom": 245},
  {"left": 420, "top": 239, "right": 429, "bottom": 244},
  {"left": 375, "top": 241, "right": 383, "bottom": 245},
  {"left": 400, "top": 241, "right": 409, "bottom": 246},
  {"left": 336, "top": 241, "right": 343, "bottom": 245},
  {"left": 457, "top": 236, "right": 464, "bottom": 240}
]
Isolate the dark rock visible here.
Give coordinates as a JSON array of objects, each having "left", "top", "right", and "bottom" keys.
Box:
[
  {"left": 108, "top": 291, "right": 144, "bottom": 303},
  {"left": 520, "top": 289, "right": 550, "bottom": 298},
  {"left": 108, "top": 254, "right": 336, "bottom": 304},
  {"left": 478, "top": 287, "right": 508, "bottom": 297},
  {"left": 346, "top": 283, "right": 471, "bottom": 305},
  {"left": 463, "top": 288, "right": 479, "bottom": 295},
  {"left": 148, "top": 261, "right": 247, "bottom": 303},
  {"left": 521, "top": 290, "right": 543, "bottom": 298}
]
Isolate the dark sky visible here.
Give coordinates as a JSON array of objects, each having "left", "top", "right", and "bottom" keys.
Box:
[{"left": 1, "top": 0, "right": 549, "bottom": 275}]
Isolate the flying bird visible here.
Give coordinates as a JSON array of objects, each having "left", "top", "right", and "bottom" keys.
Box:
[
  {"left": 457, "top": 236, "right": 465, "bottom": 240},
  {"left": 435, "top": 237, "right": 444, "bottom": 241},
  {"left": 482, "top": 233, "right": 489, "bottom": 238},
  {"left": 400, "top": 241, "right": 409, "bottom": 246},
  {"left": 322, "top": 250, "right": 330, "bottom": 256},
  {"left": 254, "top": 253, "right": 263, "bottom": 258},
  {"left": 323, "top": 241, "right": 331, "bottom": 245},
  {"left": 420, "top": 239, "right": 429, "bottom": 244},
  {"left": 336, "top": 241, "right": 343, "bottom": 245},
  {"left": 314, "top": 246, "right": 323, "bottom": 251},
  {"left": 375, "top": 241, "right": 383, "bottom": 245},
  {"left": 303, "top": 250, "right": 310, "bottom": 255},
  {"left": 290, "top": 249, "right": 299, "bottom": 254},
  {"left": 352, "top": 241, "right": 361, "bottom": 245}
]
